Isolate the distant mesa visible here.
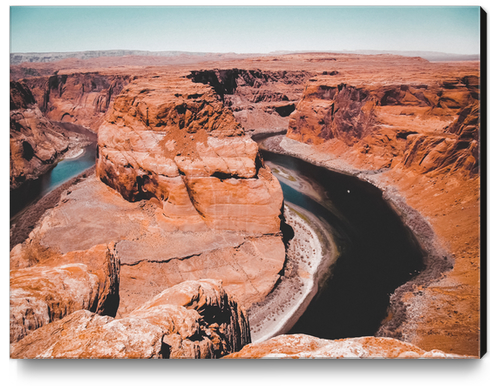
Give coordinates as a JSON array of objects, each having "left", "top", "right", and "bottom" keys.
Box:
[{"left": 9, "top": 49, "right": 480, "bottom": 65}]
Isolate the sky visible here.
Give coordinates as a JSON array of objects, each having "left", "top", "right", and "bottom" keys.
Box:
[{"left": 9, "top": 5, "right": 481, "bottom": 55}]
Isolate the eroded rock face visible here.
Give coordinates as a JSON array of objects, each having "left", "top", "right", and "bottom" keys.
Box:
[
  {"left": 10, "top": 81, "right": 74, "bottom": 190},
  {"left": 96, "top": 75, "right": 283, "bottom": 234},
  {"left": 188, "top": 69, "right": 311, "bottom": 134},
  {"left": 23, "top": 72, "right": 132, "bottom": 131},
  {"left": 225, "top": 334, "right": 470, "bottom": 359},
  {"left": 287, "top": 74, "right": 480, "bottom": 176},
  {"left": 11, "top": 280, "right": 250, "bottom": 359},
  {"left": 288, "top": 82, "right": 377, "bottom": 144},
  {"left": 10, "top": 243, "right": 120, "bottom": 343}
]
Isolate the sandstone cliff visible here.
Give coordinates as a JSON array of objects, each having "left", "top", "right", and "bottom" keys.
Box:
[
  {"left": 11, "top": 279, "right": 250, "bottom": 359},
  {"left": 10, "top": 81, "right": 86, "bottom": 190},
  {"left": 188, "top": 69, "right": 311, "bottom": 134},
  {"left": 287, "top": 75, "right": 479, "bottom": 175},
  {"left": 96, "top": 75, "right": 283, "bottom": 234},
  {"left": 276, "top": 56, "right": 481, "bottom": 356},
  {"left": 10, "top": 52, "right": 481, "bottom": 358},
  {"left": 23, "top": 72, "right": 132, "bottom": 131}
]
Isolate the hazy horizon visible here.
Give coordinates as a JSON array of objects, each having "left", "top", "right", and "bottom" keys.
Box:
[{"left": 10, "top": 6, "right": 481, "bottom": 56}]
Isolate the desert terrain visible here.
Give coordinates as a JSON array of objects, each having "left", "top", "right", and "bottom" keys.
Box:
[{"left": 9, "top": 50, "right": 481, "bottom": 358}]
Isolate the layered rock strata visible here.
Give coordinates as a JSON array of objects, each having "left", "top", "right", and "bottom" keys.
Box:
[
  {"left": 11, "top": 280, "right": 250, "bottom": 359},
  {"left": 10, "top": 243, "right": 120, "bottom": 343},
  {"left": 287, "top": 74, "right": 479, "bottom": 175},
  {"left": 22, "top": 72, "right": 132, "bottom": 131},
  {"left": 10, "top": 81, "right": 90, "bottom": 190},
  {"left": 188, "top": 69, "right": 311, "bottom": 134},
  {"left": 96, "top": 75, "right": 283, "bottom": 234},
  {"left": 279, "top": 60, "right": 480, "bottom": 356}
]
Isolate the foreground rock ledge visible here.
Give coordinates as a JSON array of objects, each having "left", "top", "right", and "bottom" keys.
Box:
[
  {"left": 224, "top": 334, "right": 471, "bottom": 359},
  {"left": 10, "top": 243, "right": 120, "bottom": 344},
  {"left": 11, "top": 279, "right": 250, "bottom": 359}
]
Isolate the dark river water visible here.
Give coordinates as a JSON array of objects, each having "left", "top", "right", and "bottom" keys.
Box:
[
  {"left": 261, "top": 150, "right": 425, "bottom": 339},
  {"left": 11, "top": 130, "right": 425, "bottom": 339}
]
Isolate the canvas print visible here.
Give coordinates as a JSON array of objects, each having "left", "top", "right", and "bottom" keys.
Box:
[{"left": 9, "top": 6, "right": 483, "bottom": 359}]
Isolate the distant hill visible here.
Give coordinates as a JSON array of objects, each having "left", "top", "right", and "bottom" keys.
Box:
[
  {"left": 271, "top": 49, "right": 480, "bottom": 62},
  {"left": 9, "top": 50, "right": 249, "bottom": 65},
  {"left": 342, "top": 50, "right": 480, "bottom": 62},
  {"left": 10, "top": 49, "right": 479, "bottom": 66}
]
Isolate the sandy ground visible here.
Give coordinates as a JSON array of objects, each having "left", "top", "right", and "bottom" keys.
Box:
[
  {"left": 10, "top": 166, "right": 96, "bottom": 249},
  {"left": 248, "top": 201, "right": 338, "bottom": 343}
]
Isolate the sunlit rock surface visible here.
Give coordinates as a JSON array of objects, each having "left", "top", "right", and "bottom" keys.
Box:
[
  {"left": 96, "top": 75, "right": 283, "bottom": 234},
  {"left": 225, "top": 334, "right": 471, "bottom": 359},
  {"left": 10, "top": 243, "right": 120, "bottom": 343},
  {"left": 11, "top": 280, "right": 250, "bottom": 359}
]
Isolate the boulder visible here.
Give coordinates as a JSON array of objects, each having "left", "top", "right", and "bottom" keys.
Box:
[
  {"left": 10, "top": 243, "right": 120, "bottom": 343},
  {"left": 11, "top": 280, "right": 250, "bottom": 359}
]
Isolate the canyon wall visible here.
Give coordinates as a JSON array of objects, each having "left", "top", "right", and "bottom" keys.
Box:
[
  {"left": 10, "top": 81, "right": 90, "bottom": 190},
  {"left": 188, "top": 69, "right": 310, "bottom": 133},
  {"left": 10, "top": 53, "right": 481, "bottom": 358},
  {"left": 287, "top": 75, "right": 479, "bottom": 175},
  {"left": 23, "top": 72, "right": 133, "bottom": 131},
  {"left": 278, "top": 57, "right": 481, "bottom": 356}
]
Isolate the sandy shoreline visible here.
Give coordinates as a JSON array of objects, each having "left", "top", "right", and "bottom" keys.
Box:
[
  {"left": 10, "top": 166, "right": 96, "bottom": 249},
  {"left": 248, "top": 202, "right": 338, "bottom": 343},
  {"left": 259, "top": 134, "right": 466, "bottom": 347}
]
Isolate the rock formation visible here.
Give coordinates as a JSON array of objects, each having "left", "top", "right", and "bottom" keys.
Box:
[
  {"left": 10, "top": 52, "right": 481, "bottom": 358},
  {"left": 22, "top": 72, "right": 132, "bottom": 131},
  {"left": 11, "top": 280, "right": 250, "bottom": 359},
  {"left": 287, "top": 74, "right": 479, "bottom": 175},
  {"left": 275, "top": 55, "right": 480, "bottom": 356},
  {"left": 96, "top": 75, "right": 283, "bottom": 234},
  {"left": 10, "top": 243, "right": 120, "bottom": 343},
  {"left": 10, "top": 81, "right": 87, "bottom": 190},
  {"left": 188, "top": 69, "right": 311, "bottom": 134},
  {"left": 225, "top": 334, "right": 469, "bottom": 358}
]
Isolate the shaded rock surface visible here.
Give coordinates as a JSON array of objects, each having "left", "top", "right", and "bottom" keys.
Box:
[
  {"left": 225, "top": 334, "right": 470, "bottom": 359},
  {"left": 188, "top": 68, "right": 311, "bottom": 134},
  {"left": 22, "top": 72, "right": 132, "bottom": 131},
  {"left": 11, "top": 280, "right": 250, "bottom": 359},
  {"left": 10, "top": 81, "right": 91, "bottom": 190},
  {"left": 10, "top": 243, "right": 120, "bottom": 343}
]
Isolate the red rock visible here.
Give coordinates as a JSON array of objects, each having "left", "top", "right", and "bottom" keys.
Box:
[
  {"left": 10, "top": 280, "right": 250, "bottom": 359},
  {"left": 22, "top": 72, "right": 132, "bottom": 131},
  {"left": 188, "top": 69, "right": 310, "bottom": 134},
  {"left": 10, "top": 243, "right": 119, "bottom": 343},
  {"left": 96, "top": 75, "right": 283, "bottom": 233},
  {"left": 10, "top": 81, "right": 71, "bottom": 190},
  {"left": 225, "top": 334, "right": 470, "bottom": 359}
]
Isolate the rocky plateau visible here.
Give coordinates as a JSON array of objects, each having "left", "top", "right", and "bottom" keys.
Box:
[{"left": 10, "top": 52, "right": 481, "bottom": 358}]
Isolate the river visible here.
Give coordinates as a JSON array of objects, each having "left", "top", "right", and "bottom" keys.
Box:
[
  {"left": 11, "top": 131, "right": 425, "bottom": 340},
  {"left": 10, "top": 124, "right": 97, "bottom": 218},
  {"left": 261, "top": 149, "right": 425, "bottom": 339}
]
